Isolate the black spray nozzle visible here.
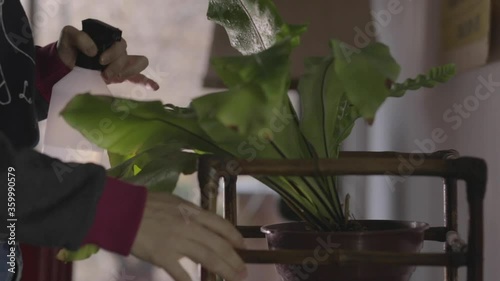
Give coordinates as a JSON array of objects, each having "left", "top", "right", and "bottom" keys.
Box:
[{"left": 75, "top": 18, "right": 122, "bottom": 71}]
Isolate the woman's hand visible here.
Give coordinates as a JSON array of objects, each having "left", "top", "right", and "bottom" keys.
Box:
[
  {"left": 56, "top": 25, "right": 159, "bottom": 90},
  {"left": 131, "top": 192, "right": 248, "bottom": 281}
]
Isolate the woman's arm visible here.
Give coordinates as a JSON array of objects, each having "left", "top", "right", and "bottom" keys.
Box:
[{"left": 32, "top": 41, "right": 148, "bottom": 256}]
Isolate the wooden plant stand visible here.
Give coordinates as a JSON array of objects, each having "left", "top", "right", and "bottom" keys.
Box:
[{"left": 197, "top": 150, "right": 486, "bottom": 281}]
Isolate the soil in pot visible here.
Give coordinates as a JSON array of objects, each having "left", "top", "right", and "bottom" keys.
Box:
[{"left": 261, "top": 220, "right": 429, "bottom": 281}]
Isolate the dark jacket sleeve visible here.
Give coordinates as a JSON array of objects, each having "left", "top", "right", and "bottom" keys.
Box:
[
  {"left": 26, "top": 42, "right": 147, "bottom": 256},
  {"left": 0, "top": 132, "right": 107, "bottom": 250}
]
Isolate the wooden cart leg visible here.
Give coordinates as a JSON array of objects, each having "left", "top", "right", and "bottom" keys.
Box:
[
  {"left": 459, "top": 158, "right": 486, "bottom": 281},
  {"left": 198, "top": 156, "right": 221, "bottom": 281},
  {"left": 466, "top": 184, "right": 484, "bottom": 281},
  {"left": 224, "top": 175, "right": 238, "bottom": 225},
  {"left": 437, "top": 149, "right": 459, "bottom": 281},
  {"left": 444, "top": 177, "right": 458, "bottom": 281}
]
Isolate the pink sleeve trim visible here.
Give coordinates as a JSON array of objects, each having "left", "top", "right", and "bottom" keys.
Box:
[
  {"left": 35, "top": 42, "right": 72, "bottom": 102},
  {"left": 81, "top": 176, "right": 147, "bottom": 256}
]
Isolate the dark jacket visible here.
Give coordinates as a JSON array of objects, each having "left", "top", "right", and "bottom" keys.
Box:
[{"left": 0, "top": 0, "right": 106, "bottom": 251}]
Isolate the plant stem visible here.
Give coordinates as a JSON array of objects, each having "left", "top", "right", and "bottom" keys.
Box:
[
  {"left": 261, "top": 177, "right": 331, "bottom": 230},
  {"left": 269, "top": 141, "right": 340, "bottom": 224},
  {"left": 344, "top": 193, "right": 350, "bottom": 226},
  {"left": 282, "top": 99, "right": 345, "bottom": 228},
  {"left": 287, "top": 85, "right": 339, "bottom": 217}
]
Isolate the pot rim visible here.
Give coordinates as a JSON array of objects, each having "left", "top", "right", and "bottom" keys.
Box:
[{"left": 261, "top": 220, "right": 430, "bottom": 236}]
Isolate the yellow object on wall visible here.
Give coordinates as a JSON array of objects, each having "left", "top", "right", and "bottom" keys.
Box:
[
  {"left": 442, "top": 0, "right": 490, "bottom": 50},
  {"left": 441, "top": 0, "right": 491, "bottom": 72}
]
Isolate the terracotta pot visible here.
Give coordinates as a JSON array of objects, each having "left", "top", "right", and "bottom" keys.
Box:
[{"left": 261, "top": 220, "right": 429, "bottom": 281}]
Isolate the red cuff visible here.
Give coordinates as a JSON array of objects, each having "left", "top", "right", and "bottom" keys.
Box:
[
  {"left": 81, "top": 176, "right": 147, "bottom": 256},
  {"left": 35, "top": 42, "right": 72, "bottom": 102}
]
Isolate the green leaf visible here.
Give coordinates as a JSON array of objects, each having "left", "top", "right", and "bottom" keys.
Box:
[
  {"left": 192, "top": 40, "right": 293, "bottom": 139},
  {"left": 276, "top": 24, "right": 308, "bottom": 48},
  {"left": 107, "top": 151, "right": 135, "bottom": 168},
  {"left": 331, "top": 40, "right": 401, "bottom": 121},
  {"left": 107, "top": 143, "right": 198, "bottom": 192},
  {"left": 333, "top": 95, "right": 361, "bottom": 145},
  {"left": 298, "top": 57, "right": 344, "bottom": 158},
  {"left": 296, "top": 57, "right": 364, "bottom": 225},
  {"left": 390, "top": 63, "right": 456, "bottom": 97},
  {"left": 61, "top": 93, "right": 225, "bottom": 156},
  {"left": 207, "top": 0, "right": 284, "bottom": 55},
  {"left": 133, "top": 165, "right": 142, "bottom": 175},
  {"left": 56, "top": 244, "right": 99, "bottom": 262}
]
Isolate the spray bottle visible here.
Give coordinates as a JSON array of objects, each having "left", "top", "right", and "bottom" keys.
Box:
[{"left": 43, "top": 19, "right": 121, "bottom": 165}]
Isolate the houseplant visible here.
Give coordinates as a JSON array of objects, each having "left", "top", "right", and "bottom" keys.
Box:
[{"left": 56, "top": 0, "right": 456, "bottom": 280}]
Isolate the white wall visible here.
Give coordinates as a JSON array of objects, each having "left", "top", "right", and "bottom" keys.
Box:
[{"left": 343, "top": 1, "right": 499, "bottom": 280}]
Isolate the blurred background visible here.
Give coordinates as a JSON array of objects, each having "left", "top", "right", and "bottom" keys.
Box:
[{"left": 19, "top": 0, "right": 500, "bottom": 281}]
